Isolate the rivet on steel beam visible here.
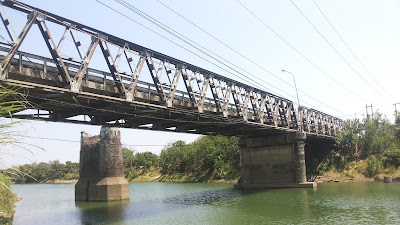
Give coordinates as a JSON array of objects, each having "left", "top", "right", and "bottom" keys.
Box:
[{"left": 96, "top": 33, "right": 108, "bottom": 40}]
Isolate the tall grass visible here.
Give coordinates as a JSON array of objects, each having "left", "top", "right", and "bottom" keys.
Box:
[
  {"left": 0, "top": 84, "right": 30, "bottom": 224},
  {"left": 0, "top": 172, "right": 16, "bottom": 224}
]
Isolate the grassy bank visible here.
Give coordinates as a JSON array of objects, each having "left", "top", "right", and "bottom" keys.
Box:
[
  {"left": 0, "top": 173, "right": 17, "bottom": 225},
  {"left": 315, "top": 160, "right": 400, "bottom": 182},
  {"left": 125, "top": 167, "right": 238, "bottom": 183}
]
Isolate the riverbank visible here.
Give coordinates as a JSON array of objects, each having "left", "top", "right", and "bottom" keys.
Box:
[
  {"left": 11, "top": 163, "right": 400, "bottom": 185},
  {"left": 0, "top": 174, "right": 17, "bottom": 225},
  {"left": 314, "top": 161, "right": 400, "bottom": 183},
  {"left": 128, "top": 169, "right": 238, "bottom": 183}
]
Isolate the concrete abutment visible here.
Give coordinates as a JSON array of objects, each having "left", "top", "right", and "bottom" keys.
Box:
[
  {"left": 235, "top": 132, "right": 316, "bottom": 188},
  {"left": 75, "top": 127, "right": 130, "bottom": 201}
]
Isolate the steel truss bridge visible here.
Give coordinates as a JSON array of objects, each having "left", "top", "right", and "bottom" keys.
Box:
[{"left": 0, "top": 0, "right": 343, "bottom": 138}]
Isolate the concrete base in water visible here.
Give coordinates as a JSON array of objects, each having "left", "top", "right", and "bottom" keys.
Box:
[
  {"left": 75, "top": 127, "right": 130, "bottom": 201},
  {"left": 76, "top": 177, "right": 129, "bottom": 201},
  {"left": 236, "top": 132, "right": 316, "bottom": 189}
]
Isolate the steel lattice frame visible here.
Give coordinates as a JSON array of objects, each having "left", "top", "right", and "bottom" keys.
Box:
[{"left": 0, "top": 0, "right": 343, "bottom": 137}]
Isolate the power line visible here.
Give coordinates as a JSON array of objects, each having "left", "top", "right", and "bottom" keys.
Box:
[
  {"left": 112, "top": 0, "right": 292, "bottom": 101},
  {"left": 152, "top": 0, "right": 352, "bottom": 116},
  {"left": 338, "top": 110, "right": 365, "bottom": 119},
  {"left": 14, "top": 135, "right": 168, "bottom": 147},
  {"left": 288, "top": 0, "right": 391, "bottom": 103},
  {"left": 311, "top": 0, "right": 393, "bottom": 101},
  {"left": 6, "top": 0, "right": 348, "bottom": 116},
  {"left": 154, "top": 0, "right": 297, "bottom": 92},
  {"left": 95, "top": 1, "right": 270, "bottom": 94},
  {"left": 8, "top": 0, "right": 348, "bottom": 117},
  {"left": 108, "top": 0, "right": 348, "bottom": 116},
  {"left": 235, "top": 0, "right": 372, "bottom": 105}
]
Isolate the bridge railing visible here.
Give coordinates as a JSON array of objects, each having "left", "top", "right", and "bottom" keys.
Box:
[{"left": 0, "top": 0, "right": 344, "bottom": 137}]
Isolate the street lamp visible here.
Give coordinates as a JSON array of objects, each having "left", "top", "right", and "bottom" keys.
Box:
[{"left": 281, "top": 69, "right": 300, "bottom": 107}]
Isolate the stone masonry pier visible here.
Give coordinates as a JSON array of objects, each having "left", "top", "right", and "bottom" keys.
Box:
[
  {"left": 235, "top": 132, "right": 316, "bottom": 188},
  {"left": 75, "top": 127, "right": 130, "bottom": 201}
]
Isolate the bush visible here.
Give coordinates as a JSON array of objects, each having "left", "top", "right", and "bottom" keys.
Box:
[
  {"left": 125, "top": 170, "right": 137, "bottom": 181},
  {"left": 211, "top": 159, "right": 240, "bottom": 180},
  {"left": 0, "top": 173, "right": 16, "bottom": 224},
  {"left": 317, "top": 150, "right": 348, "bottom": 173},
  {"left": 383, "top": 147, "right": 400, "bottom": 168},
  {"left": 159, "top": 136, "right": 240, "bottom": 180},
  {"left": 64, "top": 173, "right": 79, "bottom": 180},
  {"left": 366, "top": 155, "right": 382, "bottom": 178}
]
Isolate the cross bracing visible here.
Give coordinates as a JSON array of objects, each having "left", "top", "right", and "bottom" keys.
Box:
[{"left": 0, "top": 0, "right": 343, "bottom": 138}]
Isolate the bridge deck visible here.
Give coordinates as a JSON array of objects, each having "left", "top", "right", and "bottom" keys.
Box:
[{"left": 0, "top": 0, "right": 343, "bottom": 138}]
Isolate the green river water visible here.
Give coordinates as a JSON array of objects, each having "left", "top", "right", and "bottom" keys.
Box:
[{"left": 12, "top": 182, "right": 400, "bottom": 224}]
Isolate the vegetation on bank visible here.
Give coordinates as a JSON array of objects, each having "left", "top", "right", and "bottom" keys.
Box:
[
  {"left": 122, "top": 136, "right": 240, "bottom": 182},
  {"left": 0, "top": 85, "right": 30, "bottom": 224},
  {"left": 0, "top": 173, "right": 16, "bottom": 224},
  {"left": 6, "top": 136, "right": 240, "bottom": 183},
  {"left": 316, "top": 113, "right": 400, "bottom": 181},
  {"left": 7, "top": 161, "right": 79, "bottom": 183},
  {"left": 5, "top": 112, "right": 400, "bottom": 185}
]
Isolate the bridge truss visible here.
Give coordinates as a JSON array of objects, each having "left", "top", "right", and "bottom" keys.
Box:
[{"left": 0, "top": 0, "right": 343, "bottom": 138}]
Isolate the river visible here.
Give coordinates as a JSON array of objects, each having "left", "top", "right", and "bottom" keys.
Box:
[{"left": 12, "top": 182, "right": 400, "bottom": 224}]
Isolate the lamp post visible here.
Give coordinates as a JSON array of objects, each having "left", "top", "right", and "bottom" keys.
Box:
[{"left": 281, "top": 69, "right": 300, "bottom": 107}]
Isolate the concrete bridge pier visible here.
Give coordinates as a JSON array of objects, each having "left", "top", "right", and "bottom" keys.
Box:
[
  {"left": 235, "top": 132, "right": 316, "bottom": 189},
  {"left": 75, "top": 127, "right": 130, "bottom": 201}
]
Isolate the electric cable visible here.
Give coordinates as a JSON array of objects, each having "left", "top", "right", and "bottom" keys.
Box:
[
  {"left": 13, "top": 135, "right": 168, "bottom": 147},
  {"left": 104, "top": 0, "right": 348, "bottom": 116},
  {"left": 289, "top": 0, "right": 391, "bottom": 103},
  {"left": 6, "top": 0, "right": 349, "bottom": 116},
  {"left": 235, "top": 0, "right": 373, "bottom": 104},
  {"left": 113, "top": 0, "right": 284, "bottom": 97},
  {"left": 311, "top": 0, "right": 393, "bottom": 100}
]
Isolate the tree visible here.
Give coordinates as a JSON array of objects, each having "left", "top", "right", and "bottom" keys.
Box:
[
  {"left": 336, "top": 118, "right": 363, "bottom": 160},
  {"left": 361, "top": 113, "right": 395, "bottom": 156},
  {"left": 394, "top": 114, "right": 400, "bottom": 144},
  {"left": 366, "top": 155, "right": 382, "bottom": 178}
]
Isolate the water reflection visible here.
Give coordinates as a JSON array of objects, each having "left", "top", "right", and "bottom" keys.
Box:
[
  {"left": 162, "top": 188, "right": 242, "bottom": 205},
  {"left": 75, "top": 200, "right": 129, "bottom": 224},
  {"left": 11, "top": 182, "right": 400, "bottom": 225}
]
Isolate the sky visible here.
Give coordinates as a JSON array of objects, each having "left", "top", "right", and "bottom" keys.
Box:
[{"left": 1, "top": 0, "right": 399, "bottom": 166}]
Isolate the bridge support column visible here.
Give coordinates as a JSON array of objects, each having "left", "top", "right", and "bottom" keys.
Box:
[
  {"left": 235, "top": 132, "right": 316, "bottom": 188},
  {"left": 75, "top": 127, "right": 130, "bottom": 201}
]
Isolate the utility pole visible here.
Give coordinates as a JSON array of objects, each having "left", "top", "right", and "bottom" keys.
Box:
[
  {"left": 394, "top": 103, "right": 400, "bottom": 116},
  {"left": 366, "top": 104, "right": 373, "bottom": 119}
]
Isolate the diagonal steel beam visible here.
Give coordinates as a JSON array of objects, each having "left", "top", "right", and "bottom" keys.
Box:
[
  {"left": 36, "top": 18, "right": 71, "bottom": 86},
  {"left": 0, "top": 11, "right": 36, "bottom": 79}
]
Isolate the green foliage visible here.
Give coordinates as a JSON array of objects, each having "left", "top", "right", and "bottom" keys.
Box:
[
  {"left": 0, "top": 85, "right": 31, "bottom": 224},
  {"left": 211, "top": 159, "right": 240, "bottom": 180},
  {"left": 0, "top": 85, "right": 32, "bottom": 161},
  {"left": 64, "top": 173, "right": 79, "bottom": 180},
  {"left": 365, "top": 155, "right": 382, "bottom": 178},
  {"left": 336, "top": 119, "right": 363, "bottom": 159},
  {"left": 0, "top": 172, "right": 15, "bottom": 224},
  {"left": 159, "top": 136, "right": 240, "bottom": 181},
  {"left": 122, "top": 149, "right": 160, "bottom": 180},
  {"left": 394, "top": 115, "right": 400, "bottom": 144},
  {"left": 317, "top": 150, "right": 348, "bottom": 173},
  {"left": 383, "top": 147, "right": 400, "bottom": 168},
  {"left": 0, "top": 85, "right": 28, "bottom": 117},
  {"left": 361, "top": 113, "right": 395, "bottom": 156},
  {"left": 7, "top": 161, "right": 80, "bottom": 183},
  {"left": 122, "top": 149, "right": 159, "bottom": 170}
]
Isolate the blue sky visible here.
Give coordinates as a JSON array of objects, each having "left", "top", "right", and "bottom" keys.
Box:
[{"left": 1, "top": 0, "right": 399, "bottom": 166}]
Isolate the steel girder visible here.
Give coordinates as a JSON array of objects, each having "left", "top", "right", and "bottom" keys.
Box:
[{"left": 0, "top": 0, "right": 344, "bottom": 137}]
